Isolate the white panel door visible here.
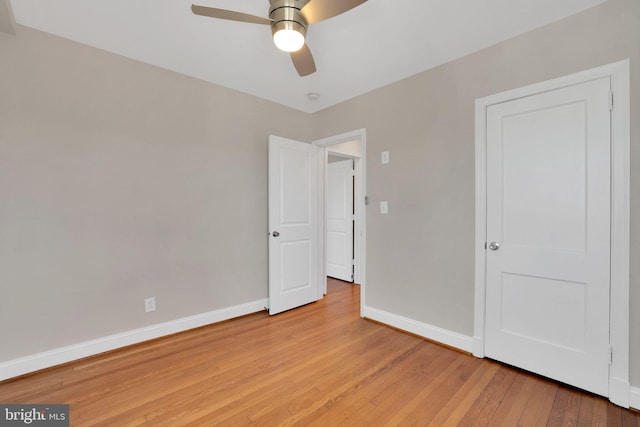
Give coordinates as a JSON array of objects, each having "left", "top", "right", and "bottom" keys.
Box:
[
  {"left": 268, "top": 135, "right": 321, "bottom": 315},
  {"left": 327, "top": 159, "right": 354, "bottom": 282},
  {"left": 485, "top": 77, "right": 611, "bottom": 396}
]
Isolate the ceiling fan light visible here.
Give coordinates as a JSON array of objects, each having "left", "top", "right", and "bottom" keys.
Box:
[{"left": 273, "top": 28, "right": 305, "bottom": 52}]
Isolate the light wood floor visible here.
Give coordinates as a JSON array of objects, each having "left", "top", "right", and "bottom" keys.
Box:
[{"left": 1, "top": 279, "right": 638, "bottom": 426}]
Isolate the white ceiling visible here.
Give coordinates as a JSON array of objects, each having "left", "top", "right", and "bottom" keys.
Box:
[{"left": 8, "top": 0, "right": 606, "bottom": 113}]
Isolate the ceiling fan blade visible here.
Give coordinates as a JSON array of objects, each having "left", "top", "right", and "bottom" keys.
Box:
[
  {"left": 300, "top": 0, "right": 367, "bottom": 24},
  {"left": 191, "top": 5, "right": 272, "bottom": 25},
  {"left": 290, "top": 44, "right": 316, "bottom": 77}
]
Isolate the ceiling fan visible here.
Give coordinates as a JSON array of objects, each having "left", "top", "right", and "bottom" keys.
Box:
[{"left": 191, "top": 0, "right": 368, "bottom": 77}]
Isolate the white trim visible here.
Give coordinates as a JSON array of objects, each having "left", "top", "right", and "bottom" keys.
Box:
[
  {"left": 474, "top": 59, "right": 630, "bottom": 407},
  {"left": 313, "top": 129, "right": 367, "bottom": 317},
  {"left": 0, "top": 298, "right": 268, "bottom": 381},
  {"left": 607, "top": 59, "right": 631, "bottom": 409},
  {"left": 630, "top": 387, "right": 640, "bottom": 411},
  {"left": 0, "top": 0, "right": 17, "bottom": 35},
  {"left": 363, "top": 306, "right": 473, "bottom": 353},
  {"left": 473, "top": 94, "right": 488, "bottom": 359},
  {"left": 318, "top": 147, "right": 329, "bottom": 295}
]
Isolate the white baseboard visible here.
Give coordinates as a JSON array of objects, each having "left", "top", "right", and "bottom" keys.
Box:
[
  {"left": 0, "top": 298, "right": 268, "bottom": 381},
  {"left": 362, "top": 306, "right": 473, "bottom": 353},
  {"left": 630, "top": 386, "right": 640, "bottom": 411},
  {"left": 472, "top": 336, "right": 485, "bottom": 358},
  {"left": 609, "top": 376, "right": 631, "bottom": 408}
]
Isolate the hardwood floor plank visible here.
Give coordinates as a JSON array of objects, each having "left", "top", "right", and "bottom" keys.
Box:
[
  {"left": 621, "top": 409, "right": 640, "bottom": 427},
  {"left": 547, "top": 387, "right": 582, "bottom": 427},
  {"left": 197, "top": 330, "right": 402, "bottom": 425},
  {"left": 516, "top": 378, "right": 559, "bottom": 426},
  {"left": 1, "top": 279, "right": 638, "bottom": 426},
  {"left": 607, "top": 403, "right": 624, "bottom": 427},
  {"left": 382, "top": 353, "right": 482, "bottom": 425},
  {"left": 356, "top": 346, "right": 460, "bottom": 426},
  {"left": 258, "top": 338, "right": 419, "bottom": 426},
  {"left": 590, "top": 396, "right": 610, "bottom": 427},
  {"left": 577, "top": 395, "right": 595, "bottom": 427},
  {"left": 299, "top": 342, "right": 442, "bottom": 426},
  {"left": 427, "top": 361, "right": 502, "bottom": 426},
  {"left": 457, "top": 366, "right": 519, "bottom": 426},
  {"left": 485, "top": 370, "right": 538, "bottom": 425}
]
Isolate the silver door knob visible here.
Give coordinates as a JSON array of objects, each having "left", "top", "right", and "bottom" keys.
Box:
[
  {"left": 488, "top": 242, "right": 500, "bottom": 251},
  {"left": 272, "top": 231, "right": 280, "bottom": 237}
]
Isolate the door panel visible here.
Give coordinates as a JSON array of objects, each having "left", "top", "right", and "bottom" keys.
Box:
[
  {"left": 327, "top": 159, "right": 354, "bottom": 282},
  {"left": 501, "top": 102, "right": 587, "bottom": 252},
  {"left": 268, "top": 135, "right": 321, "bottom": 315},
  {"left": 485, "top": 77, "right": 611, "bottom": 396},
  {"left": 280, "top": 148, "right": 312, "bottom": 224},
  {"left": 500, "top": 273, "right": 587, "bottom": 351}
]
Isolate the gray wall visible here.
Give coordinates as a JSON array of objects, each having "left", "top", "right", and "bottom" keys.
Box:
[
  {"left": 0, "top": 25, "right": 312, "bottom": 360},
  {"left": 311, "top": 0, "right": 639, "bottom": 386}
]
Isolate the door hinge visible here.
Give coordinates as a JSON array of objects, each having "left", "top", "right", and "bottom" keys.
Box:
[
  {"left": 609, "top": 91, "right": 614, "bottom": 111},
  {"left": 609, "top": 345, "right": 613, "bottom": 365},
  {"left": 352, "top": 169, "right": 356, "bottom": 177},
  {"left": 352, "top": 259, "right": 356, "bottom": 266},
  {"left": 352, "top": 214, "right": 356, "bottom": 221}
]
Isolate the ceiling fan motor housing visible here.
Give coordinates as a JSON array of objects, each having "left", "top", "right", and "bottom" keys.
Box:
[{"left": 269, "top": 0, "right": 308, "bottom": 39}]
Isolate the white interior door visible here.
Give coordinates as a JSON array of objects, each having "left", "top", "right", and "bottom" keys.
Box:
[
  {"left": 327, "top": 159, "right": 354, "bottom": 282},
  {"left": 484, "top": 77, "right": 611, "bottom": 396},
  {"left": 268, "top": 135, "right": 321, "bottom": 315}
]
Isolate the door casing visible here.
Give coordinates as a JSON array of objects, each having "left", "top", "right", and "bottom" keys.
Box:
[
  {"left": 473, "top": 60, "right": 630, "bottom": 407},
  {"left": 314, "top": 129, "right": 366, "bottom": 316}
]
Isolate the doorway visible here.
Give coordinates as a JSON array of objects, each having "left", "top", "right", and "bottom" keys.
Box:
[{"left": 314, "top": 129, "right": 366, "bottom": 316}]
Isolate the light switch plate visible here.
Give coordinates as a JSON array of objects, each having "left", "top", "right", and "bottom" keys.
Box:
[
  {"left": 381, "top": 151, "right": 390, "bottom": 164},
  {"left": 380, "top": 201, "right": 388, "bottom": 214}
]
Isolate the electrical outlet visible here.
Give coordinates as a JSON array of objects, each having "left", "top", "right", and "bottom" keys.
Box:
[
  {"left": 380, "top": 201, "right": 389, "bottom": 214},
  {"left": 145, "top": 297, "right": 156, "bottom": 313}
]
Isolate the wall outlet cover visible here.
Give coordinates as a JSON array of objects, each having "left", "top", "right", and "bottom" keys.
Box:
[{"left": 145, "top": 297, "right": 156, "bottom": 312}]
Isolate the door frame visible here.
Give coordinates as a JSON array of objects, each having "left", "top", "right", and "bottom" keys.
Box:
[
  {"left": 473, "top": 60, "right": 630, "bottom": 407},
  {"left": 314, "top": 129, "right": 367, "bottom": 317}
]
